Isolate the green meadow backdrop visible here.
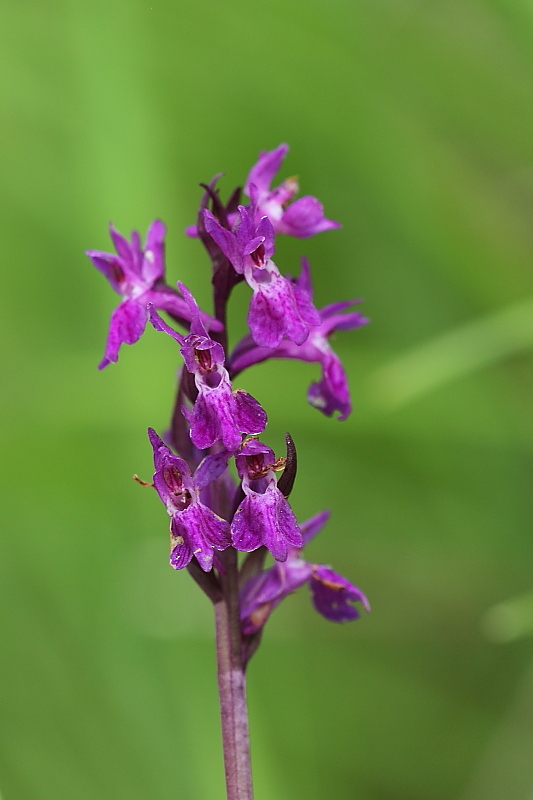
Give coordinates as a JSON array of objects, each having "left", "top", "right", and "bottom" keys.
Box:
[{"left": 2, "top": 1, "right": 533, "bottom": 798}]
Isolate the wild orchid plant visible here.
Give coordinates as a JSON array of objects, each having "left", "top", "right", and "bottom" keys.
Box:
[{"left": 87, "top": 144, "right": 370, "bottom": 800}]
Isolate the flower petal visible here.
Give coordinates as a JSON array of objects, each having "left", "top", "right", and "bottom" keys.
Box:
[
  {"left": 233, "top": 389, "right": 268, "bottom": 436},
  {"left": 85, "top": 252, "right": 125, "bottom": 294},
  {"left": 247, "top": 270, "right": 309, "bottom": 348},
  {"left": 244, "top": 144, "right": 289, "bottom": 199},
  {"left": 186, "top": 388, "right": 242, "bottom": 452},
  {"left": 300, "top": 510, "right": 331, "bottom": 546},
  {"left": 310, "top": 566, "right": 370, "bottom": 622},
  {"left": 175, "top": 504, "right": 231, "bottom": 571},
  {"left": 142, "top": 219, "right": 166, "bottom": 283},
  {"left": 194, "top": 450, "right": 231, "bottom": 491},
  {"left": 99, "top": 298, "right": 148, "bottom": 369},
  {"left": 109, "top": 224, "right": 135, "bottom": 266},
  {"left": 169, "top": 522, "right": 194, "bottom": 570},
  {"left": 203, "top": 210, "right": 244, "bottom": 273},
  {"left": 277, "top": 196, "right": 341, "bottom": 238},
  {"left": 148, "top": 306, "right": 185, "bottom": 345},
  {"left": 232, "top": 489, "right": 302, "bottom": 562},
  {"left": 307, "top": 352, "right": 352, "bottom": 420}
]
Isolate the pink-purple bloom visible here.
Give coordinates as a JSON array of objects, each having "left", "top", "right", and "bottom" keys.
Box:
[
  {"left": 148, "top": 428, "right": 231, "bottom": 571},
  {"left": 231, "top": 439, "right": 303, "bottom": 562},
  {"left": 240, "top": 511, "right": 369, "bottom": 634},
  {"left": 204, "top": 206, "right": 320, "bottom": 348},
  {"left": 87, "top": 221, "right": 220, "bottom": 369},
  {"left": 149, "top": 283, "right": 266, "bottom": 452},
  {"left": 187, "top": 143, "right": 339, "bottom": 240},
  {"left": 244, "top": 144, "right": 341, "bottom": 238},
  {"left": 229, "top": 258, "right": 369, "bottom": 420},
  {"left": 91, "top": 143, "right": 370, "bottom": 790}
]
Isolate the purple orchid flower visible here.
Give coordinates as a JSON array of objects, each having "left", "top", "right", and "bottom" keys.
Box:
[
  {"left": 148, "top": 283, "right": 267, "bottom": 452},
  {"left": 186, "top": 143, "right": 339, "bottom": 240},
  {"left": 244, "top": 144, "right": 340, "bottom": 238},
  {"left": 86, "top": 220, "right": 221, "bottom": 369},
  {"left": 228, "top": 258, "right": 369, "bottom": 420},
  {"left": 240, "top": 511, "right": 370, "bottom": 634},
  {"left": 148, "top": 428, "right": 231, "bottom": 572},
  {"left": 204, "top": 206, "right": 320, "bottom": 348},
  {"left": 231, "top": 439, "right": 303, "bottom": 562}
]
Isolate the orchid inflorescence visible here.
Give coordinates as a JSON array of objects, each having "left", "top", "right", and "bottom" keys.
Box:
[
  {"left": 88, "top": 144, "right": 369, "bottom": 798},
  {"left": 87, "top": 142, "right": 369, "bottom": 646}
]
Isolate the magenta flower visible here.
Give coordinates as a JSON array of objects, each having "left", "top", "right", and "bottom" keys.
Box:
[
  {"left": 231, "top": 439, "right": 302, "bottom": 562},
  {"left": 244, "top": 144, "right": 340, "bottom": 238},
  {"left": 229, "top": 258, "right": 368, "bottom": 420},
  {"left": 240, "top": 511, "right": 369, "bottom": 634},
  {"left": 149, "top": 283, "right": 266, "bottom": 452},
  {"left": 148, "top": 428, "right": 231, "bottom": 571},
  {"left": 187, "top": 143, "right": 339, "bottom": 240},
  {"left": 93, "top": 144, "right": 371, "bottom": 796},
  {"left": 87, "top": 220, "right": 220, "bottom": 369},
  {"left": 204, "top": 206, "right": 320, "bottom": 348}
]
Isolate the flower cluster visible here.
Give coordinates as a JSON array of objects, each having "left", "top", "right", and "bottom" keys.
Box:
[
  {"left": 88, "top": 144, "right": 369, "bottom": 641},
  {"left": 86, "top": 220, "right": 221, "bottom": 369},
  {"left": 240, "top": 511, "right": 370, "bottom": 634}
]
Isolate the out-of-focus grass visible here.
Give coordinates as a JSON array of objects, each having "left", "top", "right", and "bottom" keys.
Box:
[{"left": 2, "top": 1, "right": 533, "bottom": 799}]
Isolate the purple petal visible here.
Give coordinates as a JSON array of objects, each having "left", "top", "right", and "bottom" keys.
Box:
[
  {"left": 148, "top": 428, "right": 193, "bottom": 504},
  {"left": 227, "top": 336, "right": 273, "bottom": 375},
  {"left": 186, "top": 388, "right": 243, "bottom": 452},
  {"left": 203, "top": 210, "right": 244, "bottom": 273},
  {"left": 150, "top": 289, "right": 223, "bottom": 334},
  {"left": 295, "top": 256, "right": 314, "bottom": 299},
  {"left": 240, "top": 557, "right": 312, "bottom": 635},
  {"left": 109, "top": 224, "right": 135, "bottom": 266},
  {"left": 172, "top": 504, "right": 231, "bottom": 572},
  {"left": 99, "top": 297, "right": 148, "bottom": 369},
  {"left": 237, "top": 437, "right": 274, "bottom": 461},
  {"left": 148, "top": 306, "right": 185, "bottom": 345},
  {"left": 292, "top": 281, "right": 321, "bottom": 327},
  {"left": 242, "top": 235, "right": 266, "bottom": 257},
  {"left": 231, "top": 489, "right": 302, "bottom": 562},
  {"left": 144, "top": 288, "right": 189, "bottom": 321},
  {"left": 331, "top": 311, "right": 369, "bottom": 332},
  {"left": 233, "top": 390, "right": 268, "bottom": 437},
  {"left": 277, "top": 196, "right": 341, "bottom": 238},
  {"left": 318, "top": 301, "right": 369, "bottom": 336},
  {"left": 169, "top": 526, "right": 194, "bottom": 570},
  {"left": 300, "top": 510, "right": 331, "bottom": 546},
  {"left": 244, "top": 144, "right": 289, "bottom": 198},
  {"left": 254, "top": 216, "right": 276, "bottom": 260},
  {"left": 247, "top": 271, "right": 309, "bottom": 348},
  {"left": 307, "top": 352, "right": 352, "bottom": 420},
  {"left": 194, "top": 450, "right": 231, "bottom": 491},
  {"left": 147, "top": 427, "right": 167, "bottom": 472},
  {"left": 142, "top": 219, "right": 166, "bottom": 283},
  {"left": 231, "top": 495, "right": 267, "bottom": 553},
  {"left": 183, "top": 395, "right": 222, "bottom": 451},
  {"left": 86, "top": 252, "right": 125, "bottom": 294},
  {"left": 235, "top": 205, "right": 261, "bottom": 256},
  {"left": 130, "top": 231, "right": 142, "bottom": 273},
  {"left": 310, "top": 566, "right": 370, "bottom": 622},
  {"left": 188, "top": 504, "right": 232, "bottom": 550},
  {"left": 240, "top": 568, "right": 285, "bottom": 634},
  {"left": 188, "top": 374, "right": 266, "bottom": 453},
  {"left": 176, "top": 281, "right": 210, "bottom": 338}
]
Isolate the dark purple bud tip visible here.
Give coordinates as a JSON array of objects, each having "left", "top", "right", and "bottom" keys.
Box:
[{"left": 277, "top": 433, "right": 297, "bottom": 498}]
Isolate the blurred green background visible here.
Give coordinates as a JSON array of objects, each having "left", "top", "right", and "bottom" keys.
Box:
[{"left": 2, "top": 0, "right": 533, "bottom": 798}]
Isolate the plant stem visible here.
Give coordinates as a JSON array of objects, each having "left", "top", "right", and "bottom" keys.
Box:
[{"left": 214, "top": 548, "right": 254, "bottom": 800}]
